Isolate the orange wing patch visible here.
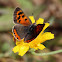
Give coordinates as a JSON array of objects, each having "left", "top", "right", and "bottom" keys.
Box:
[
  {"left": 35, "top": 24, "right": 45, "bottom": 35},
  {"left": 16, "top": 11, "right": 31, "bottom": 26},
  {"left": 25, "top": 38, "right": 35, "bottom": 43},
  {"left": 13, "top": 29, "right": 21, "bottom": 40},
  {"left": 14, "top": 7, "right": 31, "bottom": 26}
]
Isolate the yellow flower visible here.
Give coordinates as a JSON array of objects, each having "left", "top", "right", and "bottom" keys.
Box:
[{"left": 12, "top": 16, "right": 54, "bottom": 56}]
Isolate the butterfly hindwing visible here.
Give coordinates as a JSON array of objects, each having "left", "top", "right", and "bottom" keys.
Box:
[
  {"left": 24, "top": 24, "right": 45, "bottom": 43},
  {"left": 35, "top": 24, "right": 45, "bottom": 35},
  {"left": 14, "top": 7, "right": 31, "bottom": 26},
  {"left": 12, "top": 24, "right": 30, "bottom": 40}
]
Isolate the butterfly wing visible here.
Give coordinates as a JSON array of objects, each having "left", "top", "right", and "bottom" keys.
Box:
[
  {"left": 12, "top": 24, "right": 30, "bottom": 40},
  {"left": 35, "top": 24, "right": 45, "bottom": 35},
  {"left": 24, "top": 24, "right": 45, "bottom": 42},
  {"left": 14, "top": 7, "right": 32, "bottom": 26},
  {"left": 12, "top": 24, "right": 45, "bottom": 42}
]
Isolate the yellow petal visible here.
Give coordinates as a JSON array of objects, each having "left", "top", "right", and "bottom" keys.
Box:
[
  {"left": 37, "top": 32, "right": 54, "bottom": 43},
  {"left": 12, "top": 45, "right": 19, "bottom": 53},
  {"left": 29, "top": 16, "right": 35, "bottom": 24},
  {"left": 30, "top": 46, "right": 38, "bottom": 50},
  {"left": 41, "top": 32, "right": 54, "bottom": 41},
  {"left": 29, "top": 43, "right": 38, "bottom": 50},
  {"left": 16, "top": 39, "right": 24, "bottom": 45},
  {"left": 37, "top": 43, "right": 46, "bottom": 50},
  {"left": 40, "top": 23, "right": 50, "bottom": 34},
  {"left": 36, "top": 18, "right": 44, "bottom": 25},
  {"left": 29, "top": 43, "right": 45, "bottom": 50},
  {"left": 18, "top": 45, "right": 29, "bottom": 56}
]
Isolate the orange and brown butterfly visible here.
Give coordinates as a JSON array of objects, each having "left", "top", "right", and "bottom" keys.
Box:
[{"left": 12, "top": 7, "right": 45, "bottom": 43}]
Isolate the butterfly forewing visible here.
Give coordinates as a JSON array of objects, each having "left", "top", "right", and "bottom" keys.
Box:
[{"left": 14, "top": 7, "right": 31, "bottom": 26}]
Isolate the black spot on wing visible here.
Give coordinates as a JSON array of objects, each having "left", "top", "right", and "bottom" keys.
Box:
[
  {"left": 18, "top": 16, "right": 20, "bottom": 20},
  {"left": 14, "top": 16, "right": 17, "bottom": 23},
  {"left": 25, "top": 19, "right": 27, "bottom": 21},
  {"left": 22, "top": 15, "right": 25, "bottom": 18},
  {"left": 19, "top": 20, "right": 21, "bottom": 23},
  {"left": 18, "top": 12, "right": 23, "bottom": 15},
  {"left": 17, "top": 37, "right": 18, "bottom": 39}
]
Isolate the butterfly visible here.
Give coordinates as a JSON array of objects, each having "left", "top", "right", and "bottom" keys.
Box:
[{"left": 12, "top": 7, "right": 45, "bottom": 43}]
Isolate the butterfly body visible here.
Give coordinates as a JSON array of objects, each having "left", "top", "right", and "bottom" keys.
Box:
[{"left": 12, "top": 7, "right": 45, "bottom": 43}]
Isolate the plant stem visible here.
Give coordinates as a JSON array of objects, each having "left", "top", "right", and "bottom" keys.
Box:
[{"left": 31, "top": 49, "right": 62, "bottom": 56}]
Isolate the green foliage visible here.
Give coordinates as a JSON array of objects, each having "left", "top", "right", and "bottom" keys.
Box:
[
  {"left": 1, "top": 42, "right": 10, "bottom": 52},
  {"left": 0, "top": 8, "right": 14, "bottom": 31}
]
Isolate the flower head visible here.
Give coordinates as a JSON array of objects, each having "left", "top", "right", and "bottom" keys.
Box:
[{"left": 12, "top": 16, "right": 54, "bottom": 56}]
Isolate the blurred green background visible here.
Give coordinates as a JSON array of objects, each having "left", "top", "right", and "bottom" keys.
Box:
[{"left": 0, "top": 0, "right": 62, "bottom": 62}]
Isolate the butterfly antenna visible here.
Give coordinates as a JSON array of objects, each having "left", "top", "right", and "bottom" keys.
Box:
[{"left": 32, "top": 13, "right": 34, "bottom": 16}]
